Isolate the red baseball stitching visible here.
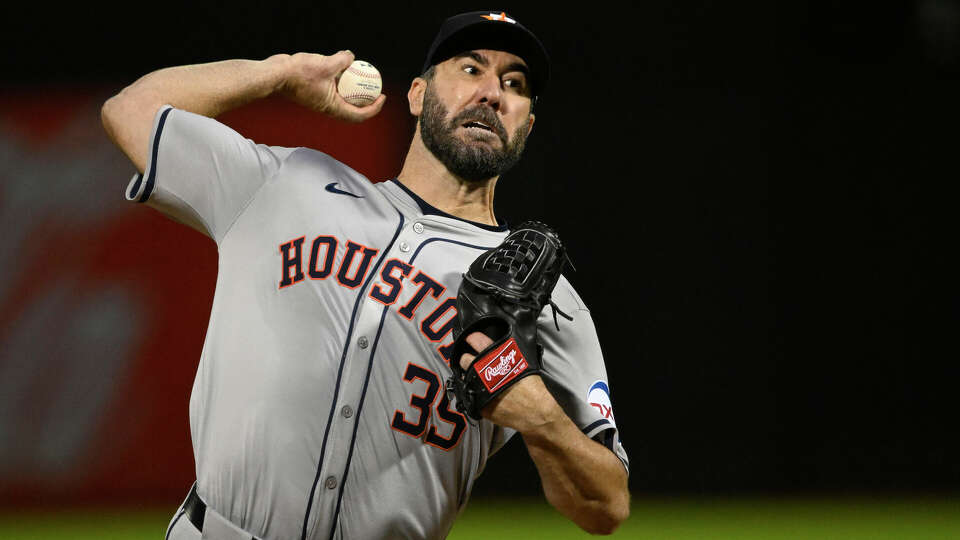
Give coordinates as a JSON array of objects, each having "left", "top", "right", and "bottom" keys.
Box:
[
  {"left": 343, "top": 92, "right": 377, "bottom": 103},
  {"left": 348, "top": 66, "right": 381, "bottom": 79}
]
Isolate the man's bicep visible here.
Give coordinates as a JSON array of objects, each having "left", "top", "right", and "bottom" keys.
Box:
[{"left": 123, "top": 106, "right": 295, "bottom": 243}]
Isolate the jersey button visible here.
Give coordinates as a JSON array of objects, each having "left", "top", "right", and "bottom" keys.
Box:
[
  {"left": 325, "top": 476, "right": 338, "bottom": 490},
  {"left": 341, "top": 405, "right": 353, "bottom": 418},
  {"left": 413, "top": 222, "right": 424, "bottom": 234},
  {"left": 399, "top": 241, "right": 410, "bottom": 252},
  {"left": 358, "top": 336, "right": 369, "bottom": 349}
]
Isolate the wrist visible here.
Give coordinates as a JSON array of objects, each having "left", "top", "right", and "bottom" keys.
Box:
[{"left": 262, "top": 54, "right": 294, "bottom": 96}]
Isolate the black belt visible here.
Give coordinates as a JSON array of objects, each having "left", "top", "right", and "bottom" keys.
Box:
[{"left": 184, "top": 483, "right": 206, "bottom": 532}]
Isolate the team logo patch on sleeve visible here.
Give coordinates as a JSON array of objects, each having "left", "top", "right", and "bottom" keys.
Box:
[
  {"left": 473, "top": 338, "right": 528, "bottom": 392},
  {"left": 587, "top": 380, "right": 616, "bottom": 426}
]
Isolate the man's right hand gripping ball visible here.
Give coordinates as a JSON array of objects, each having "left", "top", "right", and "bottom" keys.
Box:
[
  {"left": 447, "top": 221, "right": 571, "bottom": 421},
  {"left": 275, "top": 50, "right": 385, "bottom": 123}
]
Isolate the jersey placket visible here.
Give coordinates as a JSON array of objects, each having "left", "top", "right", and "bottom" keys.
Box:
[
  {"left": 337, "top": 220, "right": 427, "bottom": 539},
  {"left": 316, "top": 218, "right": 427, "bottom": 540},
  {"left": 302, "top": 214, "right": 405, "bottom": 540}
]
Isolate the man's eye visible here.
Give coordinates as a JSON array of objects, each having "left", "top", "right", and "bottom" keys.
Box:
[
  {"left": 504, "top": 78, "right": 527, "bottom": 90},
  {"left": 463, "top": 65, "right": 479, "bottom": 75}
]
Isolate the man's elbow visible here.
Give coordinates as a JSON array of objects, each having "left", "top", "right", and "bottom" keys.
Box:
[
  {"left": 100, "top": 93, "right": 134, "bottom": 168},
  {"left": 596, "top": 502, "right": 630, "bottom": 535},
  {"left": 101, "top": 88, "right": 140, "bottom": 143},
  {"left": 100, "top": 86, "right": 159, "bottom": 173},
  {"left": 101, "top": 87, "right": 143, "bottom": 136},
  {"left": 100, "top": 94, "right": 121, "bottom": 141},
  {"left": 577, "top": 492, "right": 630, "bottom": 535}
]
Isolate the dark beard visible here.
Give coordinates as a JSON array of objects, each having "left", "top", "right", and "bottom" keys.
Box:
[{"left": 419, "top": 83, "right": 530, "bottom": 183}]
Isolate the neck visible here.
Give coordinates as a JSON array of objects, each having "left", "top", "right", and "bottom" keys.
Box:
[{"left": 396, "top": 129, "right": 499, "bottom": 226}]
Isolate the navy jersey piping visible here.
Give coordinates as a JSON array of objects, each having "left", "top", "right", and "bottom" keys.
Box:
[
  {"left": 389, "top": 179, "right": 509, "bottom": 232},
  {"left": 137, "top": 107, "right": 172, "bottom": 203},
  {"left": 583, "top": 418, "right": 612, "bottom": 435},
  {"left": 165, "top": 509, "right": 185, "bottom": 540},
  {"left": 410, "top": 237, "right": 496, "bottom": 264},
  {"left": 300, "top": 209, "right": 405, "bottom": 540},
  {"left": 327, "top": 303, "right": 391, "bottom": 540},
  {"left": 324, "top": 236, "right": 494, "bottom": 537}
]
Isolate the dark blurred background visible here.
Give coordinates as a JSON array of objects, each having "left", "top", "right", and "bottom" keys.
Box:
[{"left": 1, "top": 0, "right": 956, "bottom": 508}]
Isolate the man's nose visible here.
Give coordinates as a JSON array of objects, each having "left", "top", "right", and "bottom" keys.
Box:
[{"left": 474, "top": 73, "right": 503, "bottom": 111}]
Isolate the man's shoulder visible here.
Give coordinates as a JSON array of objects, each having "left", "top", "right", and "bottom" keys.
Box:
[
  {"left": 281, "top": 147, "right": 358, "bottom": 176},
  {"left": 278, "top": 148, "right": 381, "bottom": 196}
]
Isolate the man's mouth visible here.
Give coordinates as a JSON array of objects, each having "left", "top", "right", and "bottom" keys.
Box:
[{"left": 462, "top": 120, "right": 495, "bottom": 134}]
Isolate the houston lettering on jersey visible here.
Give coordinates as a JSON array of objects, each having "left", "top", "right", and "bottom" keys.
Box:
[{"left": 278, "top": 234, "right": 458, "bottom": 363}]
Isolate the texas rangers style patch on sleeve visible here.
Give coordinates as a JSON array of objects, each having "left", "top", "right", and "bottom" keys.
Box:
[{"left": 587, "top": 380, "right": 616, "bottom": 427}]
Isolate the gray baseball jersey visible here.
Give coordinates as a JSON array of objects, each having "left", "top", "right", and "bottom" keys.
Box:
[{"left": 125, "top": 105, "right": 628, "bottom": 540}]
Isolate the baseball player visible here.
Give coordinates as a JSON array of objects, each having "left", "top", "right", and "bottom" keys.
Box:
[{"left": 102, "top": 11, "right": 629, "bottom": 540}]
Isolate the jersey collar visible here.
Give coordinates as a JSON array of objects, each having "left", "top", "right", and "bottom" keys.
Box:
[{"left": 388, "top": 179, "right": 509, "bottom": 232}]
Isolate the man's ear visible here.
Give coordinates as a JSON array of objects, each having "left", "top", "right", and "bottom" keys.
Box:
[
  {"left": 408, "top": 77, "right": 426, "bottom": 116},
  {"left": 527, "top": 112, "right": 536, "bottom": 137}
]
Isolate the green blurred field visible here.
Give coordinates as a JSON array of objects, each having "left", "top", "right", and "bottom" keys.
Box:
[{"left": 1, "top": 496, "right": 958, "bottom": 539}]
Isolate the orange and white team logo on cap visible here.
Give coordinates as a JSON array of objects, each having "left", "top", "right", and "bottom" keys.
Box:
[{"left": 482, "top": 12, "right": 517, "bottom": 23}]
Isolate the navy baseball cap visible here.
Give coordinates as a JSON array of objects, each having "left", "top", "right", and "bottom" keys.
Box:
[{"left": 422, "top": 11, "right": 550, "bottom": 97}]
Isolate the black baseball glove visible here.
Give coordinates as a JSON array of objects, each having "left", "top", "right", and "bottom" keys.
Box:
[{"left": 447, "top": 220, "right": 572, "bottom": 420}]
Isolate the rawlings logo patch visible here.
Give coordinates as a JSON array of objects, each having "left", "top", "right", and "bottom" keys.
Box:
[
  {"left": 484, "top": 349, "right": 518, "bottom": 379},
  {"left": 587, "top": 380, "right": 616, "bottom": 426},
  {"left": 475, "top": 338, "right": 528, "bottom": 392}
]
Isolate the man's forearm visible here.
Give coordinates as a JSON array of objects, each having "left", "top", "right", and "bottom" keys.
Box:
[
  {"left": 124, "top": 57, "right": 288, "bottom": 115},
  {"left": 101, "top": 56, "right": 290, "bottom": 173},
  {"left": 522, "top": 404, "right": 630, "bottom": 535},
  {"left": 486, "top": 376, "right": 630, "bottom": 535}
]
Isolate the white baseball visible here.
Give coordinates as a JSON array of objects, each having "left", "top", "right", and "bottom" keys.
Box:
[{"left": 337, "top": 60, "right": 382, "bottom": 107}]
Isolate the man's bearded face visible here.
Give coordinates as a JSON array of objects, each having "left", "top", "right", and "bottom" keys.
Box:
[{"left": 418, "top": 82, "right": 530, "bottom": 182}]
